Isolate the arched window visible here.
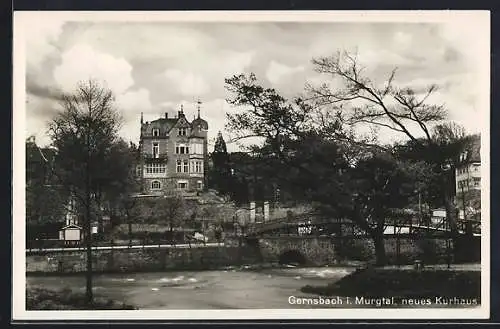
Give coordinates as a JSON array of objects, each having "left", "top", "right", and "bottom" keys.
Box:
[{"left": 151, "top": 180, "right": 161, "bottom": 190}]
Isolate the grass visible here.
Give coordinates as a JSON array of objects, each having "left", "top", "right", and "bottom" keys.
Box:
[
  {"left": 26, "top": 286, "right": 137, "bottom": 310},
  {"left": 301, "top": 267, "right": 481, "bottom": 301}
]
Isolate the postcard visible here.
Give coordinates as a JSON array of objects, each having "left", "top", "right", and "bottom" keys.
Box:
[{"left": 12, "top": 10, "right": 490, "bottom": 321}]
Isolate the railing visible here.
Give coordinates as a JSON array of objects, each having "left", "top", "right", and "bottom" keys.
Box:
[
  {"left": 247, "top": 215, "right": 481, "bottom": 237},
  {"left": 142, "top": 153, "right": 168, "bottom": 161},
  {"left": 26, "top": 242, "right": 225, "bottom": 254}
]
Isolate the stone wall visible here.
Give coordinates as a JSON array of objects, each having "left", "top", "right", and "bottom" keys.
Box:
[
  {"left": 258, "top": 235, "right": 480, "bottom": 266},
  {"left": 26, "top": 246, "right": 259, "bottom": 274},
  {"left": 27, "top": 235, "right": 480, "bottom": 274},
  {"left": 258, "top": 237, "right": 337, "bottom": 265}
]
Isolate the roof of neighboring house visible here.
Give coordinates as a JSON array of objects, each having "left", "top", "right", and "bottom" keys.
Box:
[
  {"left": 60, "top": 224, "right": 82, "bottom": 230},
  {"left": 456, "top": 134, "right": 481, "bottom": 165},
  {"left": 468, "top": 134, "right": 481, "bottom": 163},
  {"left": 140, "top": 117, "right": 179, "bottom": 136}
]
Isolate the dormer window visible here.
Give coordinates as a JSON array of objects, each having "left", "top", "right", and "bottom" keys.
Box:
[
  {"left": 152, "top": 142, "right": 159, "bottom": 158},
  {"left": 152, "top": 128, "right": 160, "bottom": 137},
  {"left": 178, "top": 128, "right": 187, "bottom": 136}
]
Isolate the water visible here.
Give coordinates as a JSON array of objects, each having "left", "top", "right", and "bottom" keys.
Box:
[{"left": 26, "top": 266, "right": 357, "bottom": 309}]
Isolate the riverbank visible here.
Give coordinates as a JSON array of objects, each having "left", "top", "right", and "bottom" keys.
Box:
[
  {"left": 26, "top": 286, "right": 137, "bottom": 310},
  {"left": 300, "top": 267, "right": 481, "bottom": 305},
  {"left": 26, "top": 260, "right": 366, "bottom": 277}
]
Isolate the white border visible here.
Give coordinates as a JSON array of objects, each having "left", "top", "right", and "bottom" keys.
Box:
[{"left": 13, "top": 10, "right": 491, "bottom": 320}]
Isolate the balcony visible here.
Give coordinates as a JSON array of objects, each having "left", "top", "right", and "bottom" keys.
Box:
[{"left": 142, "top": 153, "right": 168, "bottom": 161}]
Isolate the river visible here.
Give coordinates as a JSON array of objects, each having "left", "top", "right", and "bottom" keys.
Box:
[{"left": 27, "top": 266, "right": 357, "bottom": 309}]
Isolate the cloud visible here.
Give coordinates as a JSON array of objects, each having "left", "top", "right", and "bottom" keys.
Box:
[
  {"left": 26, "top": 74, "right": 64, "bottom": 101},
  {"left": 53, "top": 43, "right": 134, "bottom": 94},
  {"left": 221, "top": 51, "right": 254, "bottom": 78},
  {"left": 266, "top": 61, "right": 305, "bottom": 85},
  {"left": 164, "top": 69, "right": 210, "bottom": 96},
  {"left": 23, "top": 19, "right": 486, "bottom": 149},
  {"left": 116, "top": 88, "right": 153, "bottom": 114},
  {"left": 392, "top": 31, "right": 413, "bottom": 50},
  {"left": 25, "top": 17, "right": 66, "bottom": 69},
  {"left": 438, "top": 20, "right": 484, "bottom": 67}
]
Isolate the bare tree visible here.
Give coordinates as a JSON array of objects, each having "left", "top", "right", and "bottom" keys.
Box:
[
  {"left": 308, "top": 50, "right": 447, "bottom": 143},
  {"left": 307, "top": 50, "right": 462, "bottom": 235},
  {"left": 48, "top": 79, "right": 122, "bottom": 306}
]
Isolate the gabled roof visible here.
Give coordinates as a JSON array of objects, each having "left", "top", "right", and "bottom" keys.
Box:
[
  {"left": 468, "top": 134, "right": 481, "bottom": 162},
  {"left": 460, "top": 134, "right": 481, "bottom": 164},
  {"left": 60, "top": 224, "right": 82, "bottom": 230},
  {"left": 141, "top": 117, "right": 179, "bottom": 135}
]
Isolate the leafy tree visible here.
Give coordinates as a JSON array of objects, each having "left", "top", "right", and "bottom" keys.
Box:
[
  {"left": 307, "top": 50, "right": 463, "bottom": 235},
  {"left": 394, "top": 122, "right": 477, "bottom": 230},
  {"left": 104, "top": 141, "right": 141, "bottom": 245},
  {"left": 208, "top": 131, "right": 233, "bottom": 196},
  {"left": 347, "top": 152, "right": 427, "bottom": 264},
  {"left": 48, "top": 79, "right": 123, "bottom": 305},
  {"left": 26, "top": 138, "right": 68, "bottom": 225},
  {"left": 225, "top": 72, "right": 430, "bottom": 265}
]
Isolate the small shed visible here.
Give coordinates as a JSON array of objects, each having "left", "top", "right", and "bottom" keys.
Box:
[
  {"left": 59, "top": 223, "right": 82, "bottom": 245},
  {"left": 431, "top": 208, "right": 447, "bottom": 225}
]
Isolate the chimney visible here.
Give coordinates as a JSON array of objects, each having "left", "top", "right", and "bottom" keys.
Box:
[
  {"left": 178, "top": 104, "right": 185, "bottom": 118},
  {"left": 263, "top": 201, "right": 269, "bottom": 222},
  {"left": 250, "top": 201, "right": 256, "bottom": 223},
  {"left": 165, "top": 112, "right": 168, "bottom": 119}
]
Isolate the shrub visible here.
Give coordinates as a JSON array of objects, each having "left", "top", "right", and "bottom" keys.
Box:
[
  {"left": 26, "top": 287, "right": 137, "bottom": 310},
  {"left": 301, "top": 268, "right": 481, "bottom": 301}
]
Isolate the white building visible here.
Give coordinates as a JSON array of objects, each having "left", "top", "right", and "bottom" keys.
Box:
[
  {"left": 455, "top": 134, "right": 481, "bottom": 220},
  {"left": 59, "top": 194, "right": 82, "bottom": 245}
]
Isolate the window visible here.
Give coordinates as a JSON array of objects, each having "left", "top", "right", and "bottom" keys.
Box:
[
  {"left": 135, "top": 165, "right": 142, "bottom": 177},
  {"left": 177, "top": 181, "right": 188, "bottom": 189},
  {"left": 151, "top": 180, "right": 161, "bottom": 190},
  {"left": 176, "top": 160, "right": 182, "bottom": 173},
  {"left": 473, "top": 177, "right": 481, "bottom": 187},
  {"left": 175, "top": 144, "right": 189, "bottom": 154},
  {"left": 190, "top": 143, "right": 203, "bottom": 154},
  {"left": 195, "top": 161, "right": 202, "bottom": 173},
  {"left": 145, "top": 163, "right": 166, "bottom": 174},
  {"left": 178, "top": 128, "right": 187, "bottom": 136},
  {"left": 152, "top": 128, "right": 160, "bottom": 137},
  {"left": 197, "top": 181, "right": 203, "bottom": 189},
  {"left": 183, "top": 160, "right": 189, "bottom": 173},
  {"left": 152, "top": 142, "right": 159, "bottom": 158}
]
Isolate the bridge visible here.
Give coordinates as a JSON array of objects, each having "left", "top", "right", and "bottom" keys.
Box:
[
  {"left": 244, "top": 213, "right": 481, "bottom": 238},
  {"left": 240, "top": 213, "right": 481, "bottom": 266}
]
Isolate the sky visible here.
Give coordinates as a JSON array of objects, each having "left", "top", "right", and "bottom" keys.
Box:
[{"left": 20, "top": 12, "right": 489, "bottom": 152}]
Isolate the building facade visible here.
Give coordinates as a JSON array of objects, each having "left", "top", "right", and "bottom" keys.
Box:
[
  {"left": 455, "top": 134, "right": 481, "bottom": 220},
  {"left": 138, "top": 103, "right": 209, "bottom": 194}
]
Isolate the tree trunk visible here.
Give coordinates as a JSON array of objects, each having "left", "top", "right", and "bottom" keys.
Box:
[
  {"left": 444, "top": 194, "right": 458, "bottom": 235},
  {"left": 96, "top": 194, "right": 103, "bottom": 235},
  {"left": 128, "top": 219, "right": 132, "bottom": 247},
  {"left": 85, "top": 194, "right": 93, "bottom": 306},
  {"left": 372, "top": 233, "right": 387, "bottom": 267},
  {"left": 442, "top": 171, "right": 459, "bottom": 236}
]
